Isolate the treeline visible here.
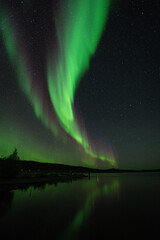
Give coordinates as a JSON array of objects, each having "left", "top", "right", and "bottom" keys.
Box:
[
  {"left": 1, "top": 149, "right": 160, "bottom": 179},
  {"left": 0, "top": 149, "right": 20, "bottom": 177},
  {"left": 0, "top": 149, "right": 95, "bottom": 178}
]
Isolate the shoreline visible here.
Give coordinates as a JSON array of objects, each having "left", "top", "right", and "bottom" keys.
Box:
[{"left": 0, "top": 173, "right": 88, "bottom": 190}]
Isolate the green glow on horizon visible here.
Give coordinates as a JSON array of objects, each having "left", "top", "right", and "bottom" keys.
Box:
[
  {"left": 0, "top": 120, "right": 51, "bottom": 162},
  {"left": 48, "top": 0, "right": 117, "bottom": 167},
  {"left": 0, "top": 117, "right": 86, "bottom": 165}
]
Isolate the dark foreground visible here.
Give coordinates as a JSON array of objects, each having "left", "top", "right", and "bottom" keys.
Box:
[
  {"left": 0, "top": 173, "right": 87, "bottom": 191},
  {"left": 1, "top": 158, "right": 160, "bottom": 192},
  {"left": 0, "top": 172, "right": 160, "bottom": 240},
  {"left": 0, "top": 158, "right": 160, "bottom": 178}
]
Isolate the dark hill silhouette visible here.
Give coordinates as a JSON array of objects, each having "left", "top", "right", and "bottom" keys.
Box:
[{"left": 0, "top": 149, "right": 160, "bottom": 179}]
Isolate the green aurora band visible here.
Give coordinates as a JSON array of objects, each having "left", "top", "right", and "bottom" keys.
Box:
[
  {"left": 0, "top": 6, "right": 58, "bottom": 136},
  {"left": 48, "top": 0, "right": 117, "bottom": 166},
  {"left": 0, "top": 0, "right": 117, "bottom": 167}
]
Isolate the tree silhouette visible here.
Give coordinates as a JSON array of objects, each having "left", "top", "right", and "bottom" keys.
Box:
[
  {"left": 7, "top": 148, "right": 20, "bottom": 161},
  {"left": 0, "top": 149, "right": 20, "bottom": 177}
]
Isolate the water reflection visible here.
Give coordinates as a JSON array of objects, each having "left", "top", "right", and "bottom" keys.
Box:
[
  {"left": 0, "top": 175, "right": 119, "bottom": 239},
  {"left": 61, "top": 177, "right": 119, "bottom": 240},
  {"left": 0, "top": 187, "right": 14, "bottom": 220},
  {"left": 0, "top": 173, "right": 160, "bottom": 239}
]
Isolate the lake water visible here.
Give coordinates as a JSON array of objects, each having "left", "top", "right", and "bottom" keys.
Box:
[{"left": 0, "top": 173, "right": 160, "bottom": 239}]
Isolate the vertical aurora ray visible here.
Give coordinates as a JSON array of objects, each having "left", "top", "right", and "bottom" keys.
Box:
[
  {"left": 0, "top": 3, "right": 58, "bottom": 136},
  {"left": 48, "top": 0, "right": 117, "bottom": 166}
]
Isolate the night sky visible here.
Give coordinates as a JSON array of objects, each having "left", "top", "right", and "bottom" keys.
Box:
[{"left": 0, "top": 0, "right": 160, "bottom": 169}]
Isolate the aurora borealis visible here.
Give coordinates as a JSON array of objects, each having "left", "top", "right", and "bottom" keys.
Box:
[
  {"left": 47, "top": 0, "right": 115, "bottom": 165},
  {"left": 0, "top": 0, "right": 160, "bottom": 169},
  {"left": 0, "top": 0, "right": 116, "bottom": 168}
]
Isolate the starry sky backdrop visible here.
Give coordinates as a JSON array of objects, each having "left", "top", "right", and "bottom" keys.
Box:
[{"left": 0, "top": 0, "right": 160, "bottom": 169}]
